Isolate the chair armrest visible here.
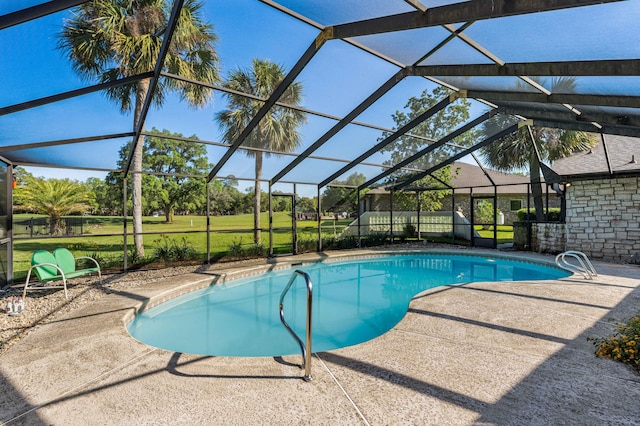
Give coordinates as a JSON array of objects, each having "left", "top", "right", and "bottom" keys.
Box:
[
  {"left": 24, "top": 262, "right": 69, "bottom": 300},
  {"left": 75, "top": 256, "right": 101, "bottom": 270}
]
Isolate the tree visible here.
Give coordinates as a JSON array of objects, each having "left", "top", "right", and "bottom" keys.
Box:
[
  {"left": 381, "top": 86, "right": 474, "bottom": 171},
  {"left": 208, "top": 179, "right": 243, "bottom": 215},
  {"left": 216, "top": 59, "right": 306, "bottom": 244},
  {"left": 296, "top": 196, "right": 317, "bottom": 214},
  {"left": 480, "top": 78, "right": 596, "bottom": 221},
  {"left": 144, "top": 129, "right": 211, "bottom": 222},
  {"left": 475, "top": 200, "right": 501, "bottom": 230},
  {"left": 379, "top": 86, "right": 474, "bottom": 211},
  {"left": 14, "top": 177, "right": 92, "bottom": 234},
  {"left": 106, "top": 129, "right": 211, "bottom": 222},
  {"left": 322, "top": 173, "right": 366, "bottom": 214},
  {"left": 59, "top": 0, "right": 220, "bottom": 256},
  {"left": 12, "top": 167, "right": 33, "bottom": 187}
]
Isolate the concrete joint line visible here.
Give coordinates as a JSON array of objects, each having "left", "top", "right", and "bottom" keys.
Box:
[{"left": 316, "top": 353, "right": 371, "bottom": 426}]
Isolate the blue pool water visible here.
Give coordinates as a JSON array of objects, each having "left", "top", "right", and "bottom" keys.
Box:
[{"left": 127, "top": 254, "right": 569, "bottom": 357}]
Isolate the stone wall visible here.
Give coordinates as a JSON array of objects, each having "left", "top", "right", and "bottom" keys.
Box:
[
  {"left": 532, "top": 222, "right": 567, "bottom": 254},
  {"left": 512, "top": 222, "right": 567, "bottom": 254},
  {"left": 565, "top": 177, "right": 640, "bottom": 263}
]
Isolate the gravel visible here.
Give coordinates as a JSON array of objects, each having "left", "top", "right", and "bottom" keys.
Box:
[{"left": 0, "top": 265, "right": 207, "bottom": 357}]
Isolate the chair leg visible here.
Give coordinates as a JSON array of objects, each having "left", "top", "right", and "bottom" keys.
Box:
[{"left": 23, "top": 269, "right": 32, "bottom": 300}]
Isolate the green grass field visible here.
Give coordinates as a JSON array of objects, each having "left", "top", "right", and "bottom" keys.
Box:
[
  {"left": 12, "top": 213, "right": 354, "bottom": 278},
  {"left": 474, "top": 225, "right": 514, "bottom": 244},
  {"left": 12, "top": 214, "right": 514, "bottom": 279}
]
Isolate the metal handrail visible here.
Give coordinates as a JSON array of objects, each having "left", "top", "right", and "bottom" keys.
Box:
[
  {"left": 279, "top": 270, "right": 313, "bottom": 381},
  {"left": 555, "top": 251, "right": 598, "bottom": 279}
]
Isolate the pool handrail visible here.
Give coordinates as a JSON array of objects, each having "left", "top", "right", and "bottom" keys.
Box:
[
  {"left": 279, "top": 269, "right": 313, "bottom": 381},
  {"left": 555, "top": 251, "right": 598, "bottom": 279}
]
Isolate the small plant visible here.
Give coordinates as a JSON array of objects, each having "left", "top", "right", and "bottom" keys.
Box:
[
  {"left": 227, "top": 238, "right": 245, "bottom": 258},
  {"left": 401, "top": 223, "right": 416, "bottom": 240},
  {"left": 127, "top": 246, "right": 147, "bottom": 266},
  {"left": 225, "top": 239, "right": 266, "bottom": 259},
  {"left": 153, "top": 235, "right": 172, "bottom": 262},
  {"left": 361, "top": 233, "right": 388, "bottom": 247},
  {"left": 589, "top": 313, "right": 640, "bottom": 375},
  {"left": 153, "top": 235, "right": 197, "bottom": 263},
  {"left": 88, "top": 251, "right": 107, "bottom": 267},
  {"left": 170, "top": 236, "right": 197, "bottom": 261},
  {"left": 245, "top": 243, "right": 266, "bottom": 257},
  {"left": 321, "top": 233, "right": 388, "bottom": 250},
  {"left": 297, "top": 234, "right": 318, "bottom": 253}
]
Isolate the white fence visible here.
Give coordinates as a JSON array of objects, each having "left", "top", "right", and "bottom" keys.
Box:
[{"left": 342, "top": 211, "right": 478, "bottom": 240}]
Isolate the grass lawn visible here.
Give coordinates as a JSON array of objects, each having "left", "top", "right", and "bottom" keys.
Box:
[
  {"left": 11, "top": 214, "right": 516, "bottom": 279},
  {"left": 12, "top": 213, "right": 354, "bottom": 279},
  {"left": 474, "top": 225, "right": 514, "bottom": 244}
]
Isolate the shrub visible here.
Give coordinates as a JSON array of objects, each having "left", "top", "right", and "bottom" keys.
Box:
[
  {"left": 128, "top": 246, "right": 148, "bottom": 266},
  {"left": 589, "top": 313, "right": 640, "bottom": 374},
  {"left": 153, "top": 235, "right": 197, "bottom": 263},
  {"left": 475, "top": 200, "right": 502, "bottom": 230},
  {"left": 516, "top": 208, "right": 562, "bottom": 222},
  {"left": 227, "top": 238, "right": 244, "bottom": 258},
  {"left": 297, "top": 234, "right": 318, "bottom": 253},
  {"left": 361, "top": 233, "right": 389, "bottom": 247},
  {"left": 170, "top": 236, "right": 197, "bottom": 261},
  {"left": 225, "top": 238, "right": 266, "bottom": 259},
  {"left": 323, "top": 235, "right": 357, "bottom": 250},
  {"left": 244, "top": 243, "right": 266, "bottom": 257},
  {"left": 321, "top": 233, "right": 388, "bottom": 250},
  {"left": 401, "top": 224, "right": 416, "bottom": 240}
]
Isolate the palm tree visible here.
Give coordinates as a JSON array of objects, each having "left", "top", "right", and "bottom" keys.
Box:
[
  {"left": 15, "top": 177, "right": 92, "bottom": 235},
  {"left": 58, "top": 0, "right": 219, "bottom": 256},
  {"left": 480, "top": 77, "right": 597, "bottom": 221},
  {"left": 216, "top": 59, "right": 306, "bottom": 244}
]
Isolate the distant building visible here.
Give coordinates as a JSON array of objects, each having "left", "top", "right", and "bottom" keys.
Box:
[{"left": 362, "top": 161, "right": 558, "bottom": 225}]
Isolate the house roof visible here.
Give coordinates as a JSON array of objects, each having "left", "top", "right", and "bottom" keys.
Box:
[
  {"left": 551, "top": 135, "right": 640, "bottom": 180},
  {"left": 367, "top": 161, "right": 531, "bottom": 195}
]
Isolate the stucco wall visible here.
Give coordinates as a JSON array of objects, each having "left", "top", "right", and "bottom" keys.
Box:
[{"left": 565, "top": 177, "right": 640, "bottom": 262}]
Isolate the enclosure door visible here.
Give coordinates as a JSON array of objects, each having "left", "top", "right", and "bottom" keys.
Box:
[
  {"left": 471, "top": 196, "right": 497, "bottom": 249},
  {"left": 270, "top": 193, "right": 296, "bottom": 256},
  {"left": 0, "top": 163, "right": 10, "bottom": 287}
]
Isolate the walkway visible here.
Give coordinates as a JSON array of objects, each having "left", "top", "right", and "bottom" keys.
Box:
[{"left": 1, "top": 249, "right": 639, "bottom": 425}]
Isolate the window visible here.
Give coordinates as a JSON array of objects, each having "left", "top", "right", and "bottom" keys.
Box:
[{"left": 510, "top": 200, "right": 522, "bottom": 211}]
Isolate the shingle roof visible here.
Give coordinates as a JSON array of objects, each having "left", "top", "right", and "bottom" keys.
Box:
[
  {"left": 367, "top": 161, "right": 530, "bottom": 195},
  {"left": 551, "top": 135, "right": 640, "bottom": 178}
]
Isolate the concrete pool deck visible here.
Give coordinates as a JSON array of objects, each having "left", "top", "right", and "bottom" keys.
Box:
[{"left": 1, "top": 248, "right": 640, "bottom": 425}]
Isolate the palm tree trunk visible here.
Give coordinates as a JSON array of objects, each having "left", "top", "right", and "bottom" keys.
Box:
[
  {"left": 132, "top": 79, "right": 149, "bottom": 257},
  {"left": 254, "top": 151, "right": 263, "bottom": 244}
]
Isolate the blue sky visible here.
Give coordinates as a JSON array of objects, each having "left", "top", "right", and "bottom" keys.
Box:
[{"left": 0, "top": 0, "right": 496, "bottom": 195}]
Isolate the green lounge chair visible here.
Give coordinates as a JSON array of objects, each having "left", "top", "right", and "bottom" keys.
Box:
[{"left": 23, "top": 248, "right": 101, "bottom": 300}]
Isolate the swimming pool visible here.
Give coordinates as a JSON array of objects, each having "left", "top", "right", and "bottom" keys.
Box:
[{"left": 127, "top": 253, "right": 570, "bottom": 357}]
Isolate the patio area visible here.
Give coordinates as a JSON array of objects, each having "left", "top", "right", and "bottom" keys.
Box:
[{"left": 1, "top": 248, "right": 640, "bottom": 425}]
